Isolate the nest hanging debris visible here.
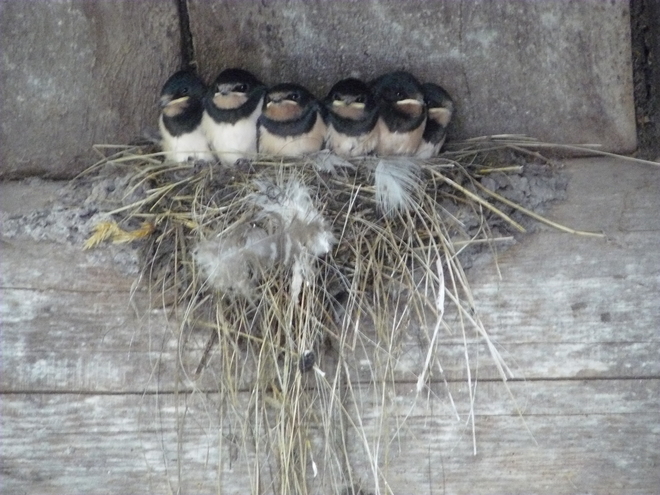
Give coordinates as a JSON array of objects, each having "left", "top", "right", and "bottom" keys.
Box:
[{"left": 79, "top": 136, "right": 600, "bottom": 494}]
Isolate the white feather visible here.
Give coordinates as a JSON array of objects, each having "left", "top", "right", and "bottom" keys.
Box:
[
  {"left": 201, "top": 98, "right": 262, "bottom": 166},
  {"left": 308, "top": 150, "right": 356, "bottom": 174},
  {"left": 194, "top": 224, "right": 270, "bottom": 299},
  {"left": 159, "top": 115, "right": 214, "bottom": 163},
  {"left": 194, "top": 178, "right": 335, "bottom": 297},
  {"left": 250, "top": 178, "right": 336, "bottom": 258},
  {"left": 415, "top": 137, "right": 445, "bottom": 159},
  {"left": 374, "top": 158, "right": 422, "bottom": 215}
]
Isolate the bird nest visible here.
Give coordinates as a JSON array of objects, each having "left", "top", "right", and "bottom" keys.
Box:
[{"left": 82, "top": 136, "right": 600, "bottom": 494}]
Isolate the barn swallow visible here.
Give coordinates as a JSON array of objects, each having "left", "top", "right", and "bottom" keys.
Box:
[
  {"left": 323, "top": 78, "right": 380, "bottom": 158},
  {"left": 202, "top": 68, "right": 266, "bottom": 166},
  {"left": 159, "top": 70, "right": 213, "bottom": 163},
  {"left": 257, "top": 83, "right": 326, "bottom": 157},
  {"left": 415, "top": 83, "right": 454, "bottom": 159},
  {"left": 370, "top": 71, "right": 427, "bottom": 156}
]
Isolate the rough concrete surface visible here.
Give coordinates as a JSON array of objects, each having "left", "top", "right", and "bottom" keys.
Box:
[
  {"left": 0, "top": 0, "right": 180, "bottom": 179},
  {"left": 190, "top": 0, "right": 636, "bottom": 152}
]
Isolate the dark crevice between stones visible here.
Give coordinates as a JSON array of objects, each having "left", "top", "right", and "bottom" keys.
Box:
[
  {"left": 630, "top": 0, "right": 660, "bottom": 159},
  {"left": 176, "top": 0, "right": 196, "bottom": 71}
]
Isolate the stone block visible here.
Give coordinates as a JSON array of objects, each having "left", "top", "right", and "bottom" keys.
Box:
[
  {"left": 0, "top": 0, "right": 180, "bottom": 179},
  {"left": 190, "top": 0, "right": 636, "bottom": 152}
]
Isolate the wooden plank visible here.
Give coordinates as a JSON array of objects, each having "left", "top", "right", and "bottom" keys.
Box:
[
  {"left": 0, "top": 286, "right": 178, "bottom": 393},
  {"left": 344, "top": 381, "right": 660, "bottom": 495},
  {"left": 2, "top": 158, "right": 659, "bottom": 394},
  {"left": 470, "top": 231, "right": 660, "bottom": 344},
  {"left": 2, "top": 156, "right": 659, "bottom": 493},
  {"left": 3, "top": 234, "right": 657, "bottom": 393},
  {"left": 0, "top": 239, "right": 136, "bottom": 293},
  {"left": 2, "top": 379, "right": 658, "bottom": 494},
  {"left": 349, "top": 413, "right": 660, "bottom": 494},
  {"left": 549, "top": 158, "right": 660, "bottom": 232},
  {"left": 1, "top": 393, "right": 225, "bottom": 494},
  {"left": 4, "top": 278, "right": 658, "bottom": 393}
]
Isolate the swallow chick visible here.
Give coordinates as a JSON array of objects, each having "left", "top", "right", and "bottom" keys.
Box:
[
  {"left": 415, "top": 83, "right": 454, "bottom": 159},
  {"left": 257, "top": 83, "right": 326, "bottom": 157},
  {"left": 202, "top": 68, "right": 266, "bottom": 166},
  {"left": 323, "top": 78, "right": 380, "bottom": 158},
  {"left": 159, "top": 70, "right": 213, "bottom": 163},
  {"left": 370, "top": 71, "right": 427, "bottom": 156}
]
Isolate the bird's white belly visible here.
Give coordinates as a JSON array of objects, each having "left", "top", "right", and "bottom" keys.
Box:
[
  {"left": 326, "top": 125, "right": 379, "bottom": 158},
  {"left": 159, "top": 116, "right": 213, "bottom": 163},
  {"left": 376, "top": 117, "right": 425, "bottom": 156},
  {"left": 259, "top": 114, "right": 326, "bottom": 157},
  {"left": 202, "top": 104, "right": 261, "bottom": 166}
]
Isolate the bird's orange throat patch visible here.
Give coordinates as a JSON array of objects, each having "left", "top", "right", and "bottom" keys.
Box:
[
  {"left": 162, "top": 96, "right": 190, "bottom": 118},
  {"left": 264, "top": 101, "right": 303, "bottom": 122},
  {"left": 213, "top": 93, "right": 249, "bottom": 110},
  {"left": 395, "top": 99, "right": 424, "bottom": 118},
  {"left": 331, "top": 101, "right": 366, "bottom": 121},
  {"left": 428, "top": 107, "right": 452, "bottom": 127}
]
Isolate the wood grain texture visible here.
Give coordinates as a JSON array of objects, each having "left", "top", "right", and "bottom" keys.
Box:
[
  {"left": 1, "top": 157, "right": 659, "bottom": 493},
  {"left": 2, "top": 380, "right": 658, "bottom": 494}
]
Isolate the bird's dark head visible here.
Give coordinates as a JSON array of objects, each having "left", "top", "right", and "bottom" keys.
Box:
[
  {"left": 210, "top": 68, "right": 265, "bottom": 110},
  {"left": 160, "top": 70, "right": 206, "bottom": 117},
  {"left": 422, "top": 82, "right": 454, "bottom": 127},
  {"left": 371, "top": 71, "right": 425, "bottom": 118},
  {"left": 324, "top": 78, "right": 376, "bottom": 121},
  {"left": 263, "top": 83, "right": 316, "bottom": 122}
]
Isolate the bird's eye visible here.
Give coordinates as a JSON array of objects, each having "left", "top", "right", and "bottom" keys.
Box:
[
  {"left": 332, "top": 93, "right": 341, "bottom": 101},
  {"left": 395, "top": 90, "right": 404, "bottom": 99},
  {"left": 355, "top": 95, "right": 365, "bottom": 103},
  {"left": 181, "top": 87, "right": 189, "bottom": 95},
  {"left": 236, "top": 84, "right": 248, "bottom": 92},
  {"left": 289, "top": 93, "right": 300, "bottom": 102}
]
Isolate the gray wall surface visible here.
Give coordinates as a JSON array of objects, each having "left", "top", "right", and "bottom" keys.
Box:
[
  {"left": 0, "top": 1, "right": 180, "bottom": 178},
  {"left": 1, "top": 0, "right": 637, "bottom": 178},
  {"left": 191, "top": 0, "right": 636, "bottom": 151}
]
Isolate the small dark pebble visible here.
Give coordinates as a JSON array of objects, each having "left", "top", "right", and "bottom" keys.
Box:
[{"left": 299, "top": 350, "right": 316, "bottom": 373}]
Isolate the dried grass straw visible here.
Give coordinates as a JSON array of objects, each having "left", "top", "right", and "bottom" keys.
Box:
[{"left": 84, "top": 136, "right": 612, "bottom": 494}]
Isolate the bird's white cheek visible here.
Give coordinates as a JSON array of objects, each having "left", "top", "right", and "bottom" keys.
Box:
[{"left": 203, "top": 104, "right": 262, "bottom": 165}]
